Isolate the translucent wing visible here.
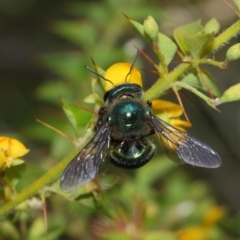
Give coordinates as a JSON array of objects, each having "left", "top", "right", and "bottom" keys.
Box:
[
  {"left": 60, "top": 123, "right": 110, "bottom": 192},
  {"left": 149, "top": 115, "right": 221, "bottom": 168}
]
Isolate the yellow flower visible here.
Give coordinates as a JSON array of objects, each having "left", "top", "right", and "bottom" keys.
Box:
[
  {"left": 202, "top": 206, "right": 225, "bottom": 227},
  {"left": 103, "top": 62, "right": 190, "bottom": 131},
  {"left": 0, "top": 137, "right": 29, "bottom": 170},
  {"left": 152, "top": 99, "right": 191, "bottom": 131},
  {"left": 104, "top": 63, "right": 143, "bottom": 92},
  {"left": 176, "top": 226, "right": 207, "bottom": 240},
  {"left": 176, "top": 206, "right": 225, "bottom": 240}
]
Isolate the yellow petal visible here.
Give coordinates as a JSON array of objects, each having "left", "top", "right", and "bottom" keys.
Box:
[
  {"left": 104, "top": 63, "right": 143, "bottom": 91},
  {"left": 176, "top": 226, "right": 207, "bottom": 240},
  {"left": 0, "top": 150, "right": 6, "bottom": 169},
  {"left": 170, "top": 119, "right": 192, "bottom": 131},
  {"left": 152, "top": 99, "right": 183, "bottom": 117},
  {"left": 0, "top": 137, "right": 29, "bottom": 158},
  {"left": 202, "top": 206, "right": 225, "bottom": 227}
]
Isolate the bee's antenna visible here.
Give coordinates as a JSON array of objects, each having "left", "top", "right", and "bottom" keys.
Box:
[
  {"left": 125, "top": 51, "right": 139, "bottom": 82},
  {"left": 85, "top": 66, "right": 114, "bottom": 86}
]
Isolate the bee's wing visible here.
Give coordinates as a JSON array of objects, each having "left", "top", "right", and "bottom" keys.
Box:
[
  {"left": 60, "top": 123, "right": 111, "bottom": 192},
  {"left": 149, "top": 115, "right": 221, "bottom": 168}
]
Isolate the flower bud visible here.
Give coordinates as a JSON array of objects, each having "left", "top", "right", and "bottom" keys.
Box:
[
  {"left": 204, "top": 18, "right": 220, "bottom": 34},
  {"left": 143, "top": 16, "right": 159, "bottom": 41},
  {"left": 226, "top": 43, "right": 240, "bottom": 62}
]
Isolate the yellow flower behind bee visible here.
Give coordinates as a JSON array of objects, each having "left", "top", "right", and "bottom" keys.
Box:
[
  {"left": 104, "top": 63, "right": 143, "bottom": 92},
  {"left": 152, "top": 99, "right": 191, "bottom": 131},
  {"left": 0, "top": 137, "right": 29, "bottom": 170},
  {"left": 103, "top": 63, "right": 190, "bottom": 131}
]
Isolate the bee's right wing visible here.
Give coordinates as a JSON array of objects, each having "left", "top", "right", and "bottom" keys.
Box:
[
  {"left": 60, "top": 123, "right": 111, "bottom": 192},
  {"left": 149, "top": 115, "right": 221, "bottom": 168}
]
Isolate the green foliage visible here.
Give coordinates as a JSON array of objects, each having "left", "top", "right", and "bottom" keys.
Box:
[{"left": 1, "top": 0, "right": 240, "bottom": 239}]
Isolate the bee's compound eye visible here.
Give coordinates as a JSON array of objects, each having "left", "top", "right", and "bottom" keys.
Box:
[
  {"left": 106, "top": 115, "right": 112, "bottom": 123},
  {"left": 145, "top": 109, "right": 152, "bottom": 117}
]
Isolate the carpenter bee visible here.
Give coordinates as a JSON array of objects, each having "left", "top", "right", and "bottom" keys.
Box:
[{"left": 60, "top": 60, "right": 221, "bottom": 192}]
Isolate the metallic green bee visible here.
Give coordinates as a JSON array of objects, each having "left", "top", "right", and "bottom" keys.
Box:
[{"left": 60, "top": 62, "right": 221, "bottom": 192}]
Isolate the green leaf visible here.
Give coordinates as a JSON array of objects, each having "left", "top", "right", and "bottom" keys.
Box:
[
  {"left": 182, "top": 70, "right": 221, "bottom": 97},
  {"left": 174, "top": 20, "right": 203, "bottom": 54},
  {"left": 0, "top": 221, "right": 20, "bottom": 240},
  {"left": 83, "top": 93, "right": 97, "bottom": 104},
  {"left": 219, "top": 83, "right": 240, "bottom": 104},
  {"left": 92, "top": 66, "right": 106, "bottom": 101},
  {"left": 62, "top": 98, "right": 93, "bottom": 134},
  {"left": 129, "top": 18, "right": 145, "bottom": 35},
  {"left": 174, "top": 20, "right": 214, "bottom": 58},
  {"left": 186, "top": 32, "right": 214, "bottom": 58},
  {"left": 130, "top": 19, "right": 177, "bottom": 65},
  {"left": 27, "top": 218, "right": 45, "bottom": 240},
  {"left": 158, "top": 32, "right": 177, "bottom": 65}
]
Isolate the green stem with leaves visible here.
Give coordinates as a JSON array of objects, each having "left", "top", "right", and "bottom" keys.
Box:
[
  {"left": 0, "top": 131, "right": 92, "bottom": 217},
  {"left": 144, "top": 63, "right": 191, "bottom": 101}
]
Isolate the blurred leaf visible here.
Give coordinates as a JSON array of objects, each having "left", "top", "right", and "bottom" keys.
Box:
[
  {"left": 134, "top": 155, "right": 176, "bottom": 196},
  {"left": 0, "top": 221, "right": 20, "bottom": 240},
  {"left": 182, "top": 70, "right": 221, "bottom": 97},
  {"left": 84, "top": 93, "right": 97, "bottom": 104},
  {"left": 92, "top": 77, "right": 105, "bottom": 104},
  {"left": 53, "top": 21, "right": 97, "bottom": 48},
  {"left": 35, "top": 81, "right": 70, "bottom": 105},
  {"left": 5, "top": 162, "right": 26, "bottom": 187},
  {"left": 27, "top": 218, "right": 45, "bottom": 240},
  {"left": 40, "top": 53, "right": 85, "bottom": 82},
  {"left": 62, "top": 98, "right": 93, "bottom": 134},
  {"left": 233, "top": 0, "right": 240, "bottom": 11},
  {"left": 144, "top": 231, "right": 177, "bottom": 240},
  {"left": 102, "top": 232, "right": 132, "bottom": 240}
]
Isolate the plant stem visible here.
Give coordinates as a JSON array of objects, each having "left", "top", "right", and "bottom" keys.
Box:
[
  {"left": 144, "top": 63, "right": 191, "bottom": 101},
  {"left": 0, "top": 131, "right": 92, "bottom": 217},
  {"left": 201, "top": 20, "right": 240, "bottom": 57}
]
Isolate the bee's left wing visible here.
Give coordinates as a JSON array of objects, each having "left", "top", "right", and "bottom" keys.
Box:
[
  {"left": 149, "top": 115, "right": 221, "bottom": 168},
  {"left": 60, "top": 123, "right": 110, "bottom": 192}
]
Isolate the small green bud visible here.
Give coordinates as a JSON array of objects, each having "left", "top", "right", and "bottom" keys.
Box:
[
  {"left": 143, "top": 16, "right": 159, "bottom": 41},
  {"left": 204, "top": 18, "right": 220, "bottom": 34},
  {"left": 220, "top": 83, "right": 240, "bottom": 104},
  {"left": 226, "top": 43, "right": 240, "bottom": 62}
]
